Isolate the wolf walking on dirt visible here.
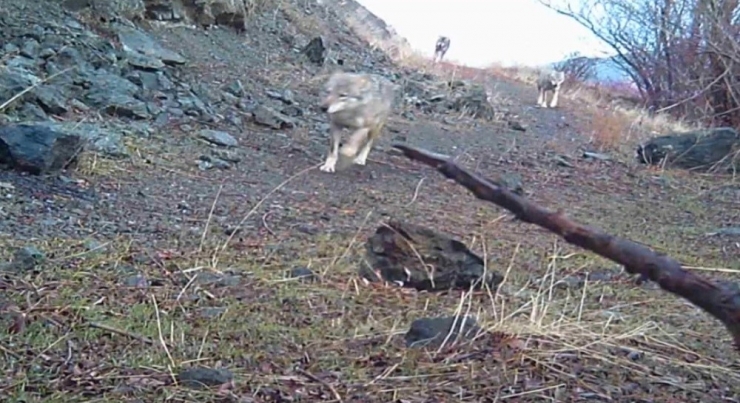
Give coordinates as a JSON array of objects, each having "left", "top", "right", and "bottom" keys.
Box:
[
  {"left": 536, "top": 70, "right": 566, "bottom": 108},
  {"left": 433, "top": 36, "right": 451, "bottom": 63},
  {"left": 318, "top": 71, "right": 396, "bottom": 173}
]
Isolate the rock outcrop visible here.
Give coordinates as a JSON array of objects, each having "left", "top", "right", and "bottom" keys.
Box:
[
  {"left": 637, "top": 127, "right": 740, "bottom": 172},
  {"left": 0, "top": 124, "right": 84, "bottom": 175},
  {"left": 362, "top": 220, "right": 504, "bottom": 292}
]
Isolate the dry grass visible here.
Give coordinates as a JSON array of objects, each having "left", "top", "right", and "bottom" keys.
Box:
[
  {"left": 2, "top": 220, "right": 738, "bottom": 402},
  {"left": 565, "top": 82, "right": 696, "bottom": 155}
]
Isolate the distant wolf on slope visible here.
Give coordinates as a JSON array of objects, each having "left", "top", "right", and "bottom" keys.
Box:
[
  {"left": 318, "top": 71, "right": 396, "bottom": 173},
  {"left": 536, "top": 70, "right": 566, "bottom": 108},
  {"left": 433, "top": 36, "right": 451, "bottom": 63}
]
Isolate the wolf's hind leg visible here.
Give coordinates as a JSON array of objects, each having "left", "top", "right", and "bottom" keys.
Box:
[
  {"left": 353, "top": 137, "right": 374, "bottom": 166},
  {"left": 354, "top": 124, "right": 383, "bottom": 166},
  {"left": 340, "top": 127, "right": 370, "bottom": 159}
]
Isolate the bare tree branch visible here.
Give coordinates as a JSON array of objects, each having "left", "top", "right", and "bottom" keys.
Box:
[
  {"left": 554, "top": 52, "right": 598, "bottom": 82},
  {"left": 393, "top": 143, "right": 740, "bottom": 352},
  {"left": 537, "top": 0, "right": 740, "bottom": 126}
]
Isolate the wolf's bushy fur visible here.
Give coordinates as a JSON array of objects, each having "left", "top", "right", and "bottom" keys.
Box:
[
  {"left": 536, "top": 70, "right": 566, "bottom": 108},
  {"left": 434, "top": 36, "right": 451, "bottom": 63},
  {"left": 318, "top": 71, "right": 396, "bottom": 173}
]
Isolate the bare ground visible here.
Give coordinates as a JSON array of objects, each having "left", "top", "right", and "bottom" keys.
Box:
[{"left": 1, "top": 2, "right": 740, "bottom": 402}]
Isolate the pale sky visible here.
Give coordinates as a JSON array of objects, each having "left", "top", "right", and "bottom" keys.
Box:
[{"left": 358, "top": 0, "right": 614, "bottom": 67}]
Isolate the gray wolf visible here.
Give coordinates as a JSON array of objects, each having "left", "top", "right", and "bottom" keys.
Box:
[
  {"left": 536, "top": 70, "right": 566, "bottom": 108},
  {"left": 433, "top": 36, "right": 451, "bottom": 63},
  {"left": 318, "top": 71, "right": 396, "bottom": 173}
]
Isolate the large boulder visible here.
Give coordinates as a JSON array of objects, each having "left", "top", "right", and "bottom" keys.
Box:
[
  {"left": 362, "top": 220, "right": 504, "bottom": 292},
  {"left": 62, "top": 0, "right": 146, "bottom": 21},
  {"left": 0, "top": 124, "right": 85, "bottom": 175},
  {"left": 449, "top": 84, "right": 496, "bottom": 121},
  {"left": 636, "top": 127, "right": 740, "bottom": 172},
  {"left": 302, "top": 37, "right": 326, "bottom": 65},
  {"left": 64, "top": 0, "right": 256, "bottom": 31},
  {"left": 142, "top": 0, "right": 256, "bottom": 31},
  {"left": 404, "top": 316, "right": 481, "bottom": 348}
]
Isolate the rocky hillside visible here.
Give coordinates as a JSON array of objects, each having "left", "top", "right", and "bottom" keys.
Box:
[{"left": 0, "top": 0, "right": 496, "bottom": 165}]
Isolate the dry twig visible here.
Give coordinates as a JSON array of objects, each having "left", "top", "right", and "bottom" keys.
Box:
[{"left": 393, "top": 143, "right": 740, "bottom": 352}]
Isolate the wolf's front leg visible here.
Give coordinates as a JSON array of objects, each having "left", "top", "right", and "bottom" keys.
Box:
[
  {"left": 536, "top": 89, "right": 545, "bottom": 107},
  {"left": 320, "top": 125, "right": 342, "bottom": 173},
  {"left": 549, "top": 88, "right": 560, "bottom": 108}
]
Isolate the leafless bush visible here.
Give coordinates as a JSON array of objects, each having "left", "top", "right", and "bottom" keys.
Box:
[
  {"left": 539, "top": 0, "right": 740, "bottom": 128},
  {"left": 553, "top": 51, "right": 597, "bottom": 83}
]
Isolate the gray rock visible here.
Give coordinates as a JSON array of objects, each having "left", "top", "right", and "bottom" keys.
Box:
[
  {"left": 193, "top": 272, "right": 241, "bottom": 287},
  {"left": 39, "top": 48, "right": 56, "bottom": 59},
  {"left": 225, "top": 112, "right": 243, "bottom": 127},
  {"left": 223, "top": 80, "right": 246, "bottom": 97},
  {"left": 85, "top": 91, "right": 150, "bottom": 119},
  {"left": 252, "top": 104, "right": 295, "bottom": 130},
  {"left": 77, "top": 69, "right": 150, "bottom": 119},
  {"left": 198, "top": 155, "right": 231, "bottom": 170},
  {"left": 553, "top": 155, "right": 573, "bottom": 168},
  {"left": 449, "top": 84, "right": 495, "bottom": 121},
  {"left": 197, "top": 159, "right": 213, "bottom": 171},
  {"left": 0, "top": 246, "right": 46, "bottom": 273},
  {"left": 287, "top": 267, "right": 318, "bottom": 283},
  {"left": 0, "top": 67, "right": 41, "bottom": 106},
  {"left": 637, "top": 127, "right": 740, "bottom": 172},
  {"left": 211, "top": 148, "right": 241, "bottom": 163},
  {"left": 18, "top": 103, "right": 49, "bottom": 121},
  {"left": 362, "top": 220, "right": 504, "bottom": 292},
  {"left": 281, "top": 105, "right": 303, "bottom": 118},
  {"left": 198, "top": 307, "right": 227, "bottom": 318},
  {"left": 177, "top": 367, "right": 233, "bottom": 390},
  {"left": 496, "top": 172, "right": 524, "bottom": 195},
  {"left": 302, "top": 36, "right": 326, "bottom": 65},
  {"left": 508, "top": 120, "right": 527, "bottom": 132},
  {"left": 5, "top": 56, "right": 37, "bottom": 71},
  {"left": 123, "top": 274, "right": 149, "bottom": 288},
  {"left": 33, "top": 85, "right": 69, "bottom": 115},
  {"left": 192, "top": 83, "right": 221, "bottom": 104},
  {"left": 38, "top": 122, "right": 128, "bottom": 158},
  {"left": 49, "top": 47, "right": 88, "bottom": 71},
  {"left": 3, "top": 43, "right": 20, "bottom": 54},
  {"left": 84, "top": 239, "right": 108, "bottom": 254},
  {"left": 115, "top": 25, "right": 186, "bottom": 66},
  {"left": 706, "top": 227, "right": 740, "bottom": 237},
  {"left": 199, "top": 129, "right": 237, "bottom": 147},
  {"left": 125, "top": 51, "right": 166, "bottom": 70},
  {"left": 177, "top": 95, "right": 210, "bottom": 116},
  {"left": 220, "top": 91, "right": 239, "bottom": 105},
  {"left": 0, "top": 124, "right": 84, "bottom": 174},
  {"left": 405, "top": 316, "right": 481, "bottom": 348},
  {"left": 265, "top": 89, "right": 295, "bottom": 105},
  {"left": 142, "top": 0, "right": 189, "bottom": 21},
  {"left": 20, "top": 39, "right": 40, "bottom": 59}
]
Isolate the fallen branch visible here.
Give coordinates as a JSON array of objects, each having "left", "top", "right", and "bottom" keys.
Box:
[{"left": 393, "top": 143, "right": 740, "bottom": 351}]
